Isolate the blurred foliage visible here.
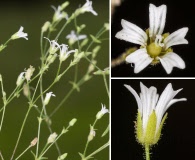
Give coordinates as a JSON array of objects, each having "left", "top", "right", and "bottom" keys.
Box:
[{"left": 0, "top": 0, "right": 109, "bottom": 159}]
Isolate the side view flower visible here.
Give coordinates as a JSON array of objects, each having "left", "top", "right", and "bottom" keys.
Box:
[
  {"left": 124, "top": 82, "right": 186, "bottom": 159},
  {"left": 80, "top": 0, "right": 98, "bottom": 16},
  {"left": 11, "top": 26, "right": 28, "bottom": 40},
  {"left": 115, "top": 4, "right": 188, "bottom": 74}
]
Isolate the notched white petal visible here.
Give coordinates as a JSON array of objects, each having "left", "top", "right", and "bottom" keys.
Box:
[
  {"left": 115, "top": 19, "right": 147, "bottom": 46},
  {"left": 149, "top": 4, "right": 167, "bottom": 38},
  {"left": 125, "top": 48, "right": 153, "bottom": 73},
  {"left": 164, "top": 27, "right": 189, "bottom": 49},
  {"left": 124, "top": 84, "right": 142, "bottom": 112},
  {"left": 159, "top": 52, "right": 185, "bottom": 74}
]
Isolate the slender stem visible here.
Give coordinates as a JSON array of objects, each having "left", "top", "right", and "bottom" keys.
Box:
[
  {"left": 102, "top": 74, "right": 109, "bottom": 98},
  {"left": 35, "top": 114, "right": 43, "bottom": 157},
  {"left": 83, "top": 141, "right": 89, "bottom": 157},
  {"left": 0, "top": 151, "right": 4, "bottom": 160},
  {"left": 49, "top": 87, "right": 74, "bottom": 117},
  {"left": 15, "top": 145, "right": 31, "bottom": 160},
  {"left": 39, "top": 143, "right": 48, "bottom": 157},
  {"left": 0, "top": 104, "right": 6, "bottom": 132},
  {"left": 83, "top": 118, "right": 98, "bottom": 157},
  {"left": 10, "top": 106, "right": 32, "bottom": 160},
  {"left": 85, "top": 141, "right": 109, "bottom": 159},
  {"left": 38, "top": 131, "right": 65, "bottom": 159},
  {"left": 145, "top": 144, "right": 150, "bottom": 160},
  {"left": 40, "top": 31, "right": 44, "bottom": 58}
]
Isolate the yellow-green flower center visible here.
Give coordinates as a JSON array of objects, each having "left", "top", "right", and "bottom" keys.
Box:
[{"left": 147, "top": 43, "right": 162, "bottom": 57}]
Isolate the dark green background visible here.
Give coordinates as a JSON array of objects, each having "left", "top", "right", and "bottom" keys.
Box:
[{"left": 0, "top": 0, "right": 109, "bottom": 159}]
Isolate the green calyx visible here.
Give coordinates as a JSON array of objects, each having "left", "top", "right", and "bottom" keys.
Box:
[{"left": 135, "top": 111, "right": 168, "bottom": 146}]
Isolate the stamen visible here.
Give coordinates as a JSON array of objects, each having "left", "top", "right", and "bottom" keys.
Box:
[{"left": 155, "top": 35, "right": 164, "bottom": 47}]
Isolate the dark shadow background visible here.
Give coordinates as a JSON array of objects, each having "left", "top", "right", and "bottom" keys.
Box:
[
  {"left": 111, "top": 79, "right": 195, "bottom": 160},
  {"left": 111, "top": 0, "right": 194, "bottom": 77},
  {"left": 0, "top": 0, "right": 109, "bottom": 159}
]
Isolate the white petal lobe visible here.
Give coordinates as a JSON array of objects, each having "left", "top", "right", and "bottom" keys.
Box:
[
  {"left": 115, "top": 19, "right": 147, "bottom": 46},
  {"left": 164, "top": 27, "right": 189, "bottom": 49},
  {"left": 124, "top": 84, "right": 142, "bottom": 112},
  {"left": 159, "top": 52, "right": 185, "bottom": 74},
  {"left": 125, "top": 48, "right": 153, "bottom": 73}
]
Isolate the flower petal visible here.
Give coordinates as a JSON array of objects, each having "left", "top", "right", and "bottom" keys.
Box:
[
  {"left": 155, "top": 84, "right": 185, "bottom": 133},
  {"left": 115, "top": 19, "right": 147, "bottom": 46},
  {"left": 124, "top": 84, "right": 142, "bottom": 113},
  {"left": 166, "top": 98, "right": 187, "bottom": 110},
  {"left": 159, "top": 52, "right": 185, "bottom": 74},
  {"left": 125, "top": 48, "right": 153, "bottom": 73},
  {"left": 149, "top": 4, "right": 167, "bottom": 38},
  {"left": 164, "top": 27, "right": 189, "bottom": 49}
]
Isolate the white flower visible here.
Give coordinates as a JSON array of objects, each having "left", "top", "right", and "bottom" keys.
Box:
[
  {"left": 16, "top": 72, "right": 25, "bottom": 86},
  {"left": 96, "top": 104, "right": 109, "bottom": 119},
  {"left": 124, "top": 82, "right": 186, "bottom": 144},
  {"left": 52, "top": 6, "right": 68, "bottom": 22},
  {"left": 25, "top": 65, "right": 35, "bottom": 81},
  {"left": 11, "top": 26, "right": 28, "bottom": 40},
  {"left": 80, "top": 0, "right": 98, "bottom": 16},
  {"left": 43, "top": 92, "right": 55, "bottom": 106},
  {"left": 44, "top": 37, "right": 60, "bottom": 55},
  {"left": 66, "top": 30, "right": 87, "bottom": 45},
  {"left": 47, "top": 132, "right": 58, "bottom": 144},
  {"left": 59, "top": 44, "right": 76, "bottom": 62},
  {"left": 115, "top": 4, "right": 188, "bottom": 74}
]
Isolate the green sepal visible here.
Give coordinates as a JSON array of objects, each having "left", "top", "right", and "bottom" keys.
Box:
[
  {"left": 153, "top": 113, "right": 168, "bottom": 144},
  {"left": 145, "top": 111, "right": 157, "bottom": 145},
  {"left": 136, "top": 111, "right": 144, "bottom": 144},
  {"left": 90, "top": 35, "right": 101, "bottom": 43}
]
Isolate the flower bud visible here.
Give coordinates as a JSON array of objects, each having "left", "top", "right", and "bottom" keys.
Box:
[
  {"left": 16, "top": 72, "right": 25, "bottom": 86},
  {"left": 42, "top": 21, "right": 51, "bottom": 33},
  {"left": 57, "top": 153, "right": 68, "bottom": 160},
  {"left": 30, "top": 137, "right": 38, "bottom": 146},
  {"left": 25, "top": 65, "right": 35, "bottom": 81},
  {"left": 69, "top": 118, "right": 77, "bottom": 126},
  {"left": 88, "top": 127, "right": 96, "bottom": 142},
  {"left": 47, "top": 132, "right": 58, "bottom": 144},
  {"left": 43, "top": 92, "right": 55, "bottom": 106}
]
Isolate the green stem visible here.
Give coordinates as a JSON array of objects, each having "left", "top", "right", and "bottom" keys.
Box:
[
  {"left": 85, "top": 141, "right": 109, "bottom": 159},
  {"left": 102, "top": 74, "right": 109, "bottom": 98},
  {"left": 83, "top": 141, "right": 89, "bottom": 157},
  {"left": 0, "top": 104, "right": 6, "bottom": 132},
  {"left": 0, "top": 151, "right": 4, "bottom": 160},
  {"left": 49, "top": 87, "right": 74, "bottom": 117},
  {"left": 145, "top": 144, "right": 150, "bottom": 160},
  {"left": 15, "top": 145, "right": 31, "bottom": 160},
  {"left": 10, "top": 106, "right": 32, "bottom": 160}
]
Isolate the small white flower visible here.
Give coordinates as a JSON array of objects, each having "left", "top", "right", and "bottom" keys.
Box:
[
  {"left": 59, "top": 44, "right": 76, "bottom": 62},
  {"left": 44, "top": 37, "right": 60, "bottom": 55},
  {"left": 25, "top": 65, "right": 35, "bottom": 81},
  {"left": 16, "top": 72, "right": 25, "bottom": 86},
  {"left": 11, "top": 26, "right": 28, "bottom": 40},
  {"left": 80, "top": 0, "right": 98, "bottom": 16},
  {"left": 52, "top": 6, "right": 68, "bottom": 22},
  {"left": 124, "top": 82, "right": 186, "bottom": 144},
  {"left": 43, "top": 92, "right": 55, "bottom": 106},
  {"left": 47, "top": 132, "right": 58, "bottom": 144},
  {"left": 96, "top": 104, "right": 109, "bottom": 119},
  {"left": 115, "top": 4, "right": 188, "bottom": 74},
  {"left": 66, "top": 30, "right": 87, "bottom": 45}
]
